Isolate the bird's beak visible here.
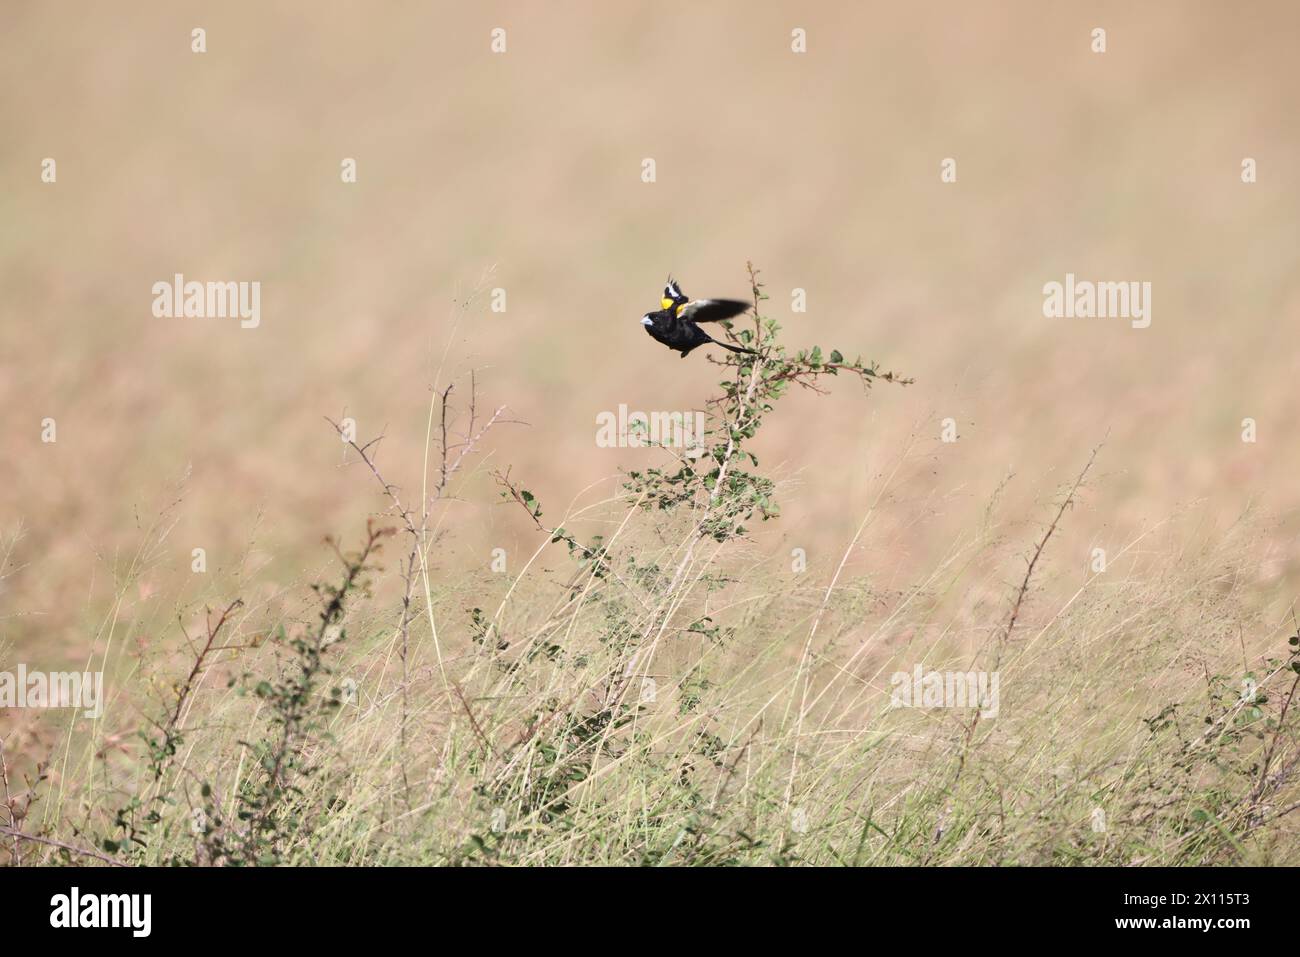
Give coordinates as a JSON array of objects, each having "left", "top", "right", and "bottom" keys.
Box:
[{"left": 641, "top": 316, "right": 654, "bottom": 326}]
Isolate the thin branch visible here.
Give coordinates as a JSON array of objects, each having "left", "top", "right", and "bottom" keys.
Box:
[
  {"left": 0, "top": 736, "right": 19, "bottom": 865},
  {"left": 0, "top": 825, "right": 128, "bottom": 867}
]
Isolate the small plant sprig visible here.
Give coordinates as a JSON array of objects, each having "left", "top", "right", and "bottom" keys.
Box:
[
  {"left": 0, "top": 740, "right": 60, "bottom": 865},
  {"left": 195, "top": 521, "right": 392, "bottom": 866},
  {"left": 100, "top": 599, "right": 246, "bottom": 861},
  {"left": 1125, "top": 617, "right": 1300, "bottom": 863}
]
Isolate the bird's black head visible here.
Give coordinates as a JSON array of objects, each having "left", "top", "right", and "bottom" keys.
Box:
[{"left": 661, "top": 276, "right": 689, "bottom": 310}]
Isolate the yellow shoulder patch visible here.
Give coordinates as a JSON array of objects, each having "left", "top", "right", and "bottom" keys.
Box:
[{"left": 661, "top": 297, "right": 674, "bottom": 310}]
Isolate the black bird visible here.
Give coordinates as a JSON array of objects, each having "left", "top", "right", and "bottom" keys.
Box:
[{"left": 640, "top": 278, "right": 758, "bottom": 358}]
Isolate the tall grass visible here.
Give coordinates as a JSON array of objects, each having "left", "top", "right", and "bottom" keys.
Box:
[{"left": 5, "top": 269, "right": 1298, "bottom": 867}]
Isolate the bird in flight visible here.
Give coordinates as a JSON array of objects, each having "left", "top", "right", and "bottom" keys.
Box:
[{"left": 640, "top": 278, "right": 758, "bottom": 358}]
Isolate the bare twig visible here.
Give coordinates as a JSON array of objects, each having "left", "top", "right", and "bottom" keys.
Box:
[
  {"left": 0, "top": 825, "right": 127, "bottom": 867},
  {"left": 162, "top": 600, "right": 243, "bottom": 762},
  {"left": 948, "top": 443, "right": 1102, "bottom": 793},
  {"left": 329, "top": 375, "right": 510, "bottom": 804},
  {"left": 0, "top": 736, "right": 19, "bottom": 865}
]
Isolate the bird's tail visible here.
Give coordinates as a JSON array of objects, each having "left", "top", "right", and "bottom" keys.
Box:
[{"left": 709, "top": 336, "right": 760, "bottom": 357}]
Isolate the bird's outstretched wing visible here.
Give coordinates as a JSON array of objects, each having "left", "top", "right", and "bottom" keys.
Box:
[
  {"left": 664, "top": 277, "right": 687, "bottom": 303},
  {"left": 678, "top": 298, "right": 750, "bottom": 323}
]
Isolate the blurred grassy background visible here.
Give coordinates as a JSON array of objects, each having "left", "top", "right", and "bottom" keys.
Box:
[{"left": 3, "top": 1, "right": 1298, "bottom": 667}]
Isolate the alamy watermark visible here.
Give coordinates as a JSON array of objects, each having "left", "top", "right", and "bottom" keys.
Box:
[
  {"left": 152, "top": 273, "right": 261, "bottom": 329},
  {"left": 50, "top": 887, "right": 150, "bottom": 937},
  {"left": 0, "top": 665, "right": 104, "bottom": 719},
  {"left": 889, "top": 665, "right": 999, "bottom": 718},
  {"left": 1042, "top": 273, "right": 1151, "bottom": 329},
  {"left": 596, "top": 404, "right": 706, "bottom": 454}
]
